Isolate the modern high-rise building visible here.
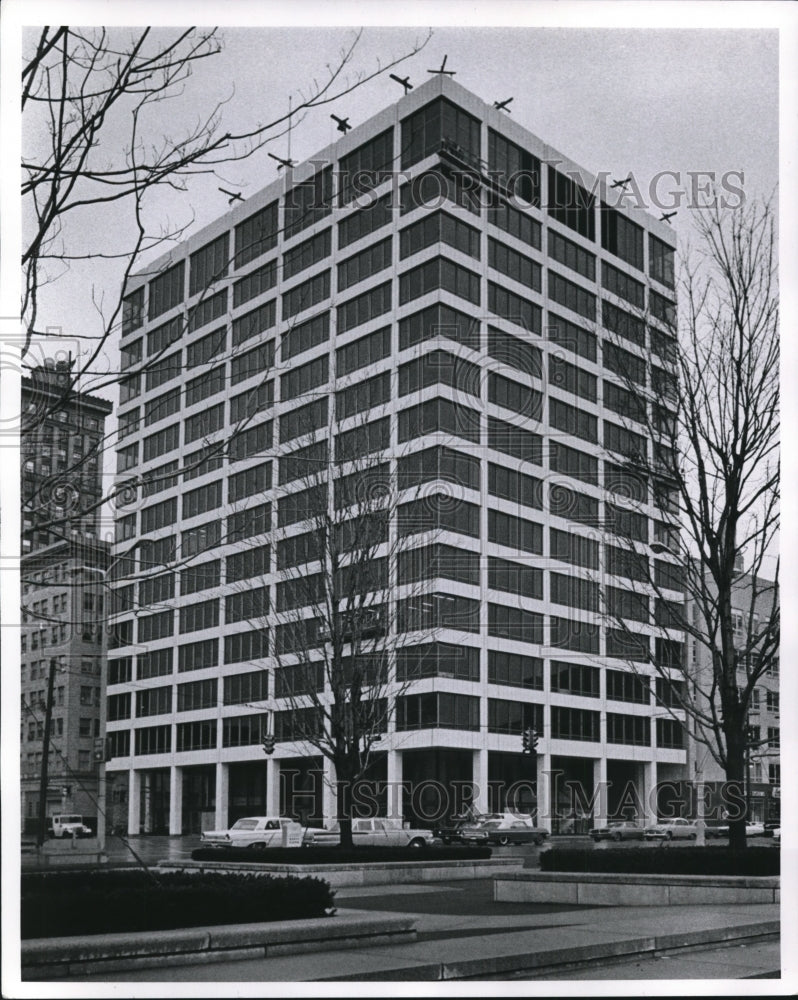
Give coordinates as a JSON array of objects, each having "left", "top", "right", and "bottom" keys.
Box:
[
  {"left": 20, "top": 359, "right": 112, "bottom": 831},
  {"left": 107, "top": 76, "right": 685, "bottom": 836}
]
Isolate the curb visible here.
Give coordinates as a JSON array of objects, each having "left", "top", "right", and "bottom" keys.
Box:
[{"left": 319, "top": 919, "right": 780, "bottom": 981}]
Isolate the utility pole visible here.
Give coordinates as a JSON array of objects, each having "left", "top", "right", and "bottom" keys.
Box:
[{"left": 36, "top": 656, "right": 57, "bottom": 848}]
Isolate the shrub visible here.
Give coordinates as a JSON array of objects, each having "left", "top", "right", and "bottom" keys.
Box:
[
  {"left": 539, "top": 847, "right": 779, "bottom": 877},
  {"left": 190, "top": 845, "right": 492, "bottom": 864},
  {"left": 21, "top": 870, "right": 335, "bottom": 939}
]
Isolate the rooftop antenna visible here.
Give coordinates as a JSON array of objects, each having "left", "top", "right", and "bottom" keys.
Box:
[
  {"left": 428, "top": 55, "right": 455, "bottom": 76},
  {"left": 287, "top": 93, "right": 293, "bottom": 164}
]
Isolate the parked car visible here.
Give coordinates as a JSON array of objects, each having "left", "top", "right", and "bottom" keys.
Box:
[
  {"left": 201, "top": 816, "right": 304, "bottom": 849},
  {"left": 304, "top": 817, "right": 437, "bottom": 848},
  {"left": 772, "top": 827, "right": 781, "bottom": 843},
  {"left": 50, "top": 814, "right": 92, "bottom": 839},
  {"left": 590, "top": 821, "right": 645, "bottom": 842},
  {"left": 764, "top": 821, "right": 780, "bottom": 838},
  {"left": 478, "top": 815, "right": 550, "bottom": 846},
  {"left": 644, "top": 817, "right": 698, "bottom": 840},
  {"left": 432, "top": 815, "right": 480, "bottom": 845},
  {"left": 705, "top": 821, "right": 767, "bottom": 839}
]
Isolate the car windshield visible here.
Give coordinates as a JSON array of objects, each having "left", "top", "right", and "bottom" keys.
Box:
[
  {"left": 480, "top": 821, "right": 500, "bottom": 829},
  {"left": 60, "top": 816, "right": 82, "bottom": 824},
  {"left": 231, "top": 819, "right": 260, "bottom": 830}
]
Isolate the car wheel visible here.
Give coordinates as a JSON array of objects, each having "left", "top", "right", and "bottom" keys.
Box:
[
  {"left": 689, "top": 833, "right": 697, "bottom": 840},
  {"left": 666, "top": 831, "right": 673, "bottom": 840},
  {"left": 408, "top": 838, "right": 426, "bottom": 849},
  {"left": 534, "top": 836, "right": 544, "bottom": 846},
  {"left": 611, "top": 832, "right": 621, "bottom": 842},
  {"left": 497, "top": 835, "right": 510, "bottom": 846},
  {"left": 591, "top": 836, "right": 601, "bottom": 843},
  {"left": 251, "top": 842, "right": 267, "bottom": 850}
]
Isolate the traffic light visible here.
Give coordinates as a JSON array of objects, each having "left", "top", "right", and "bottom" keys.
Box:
[
  {"left": 262, "top": 733, "right": 276, "bottom": 756},
  {"left": 522, "top": 727, "right": 539, "bottom": 754}
]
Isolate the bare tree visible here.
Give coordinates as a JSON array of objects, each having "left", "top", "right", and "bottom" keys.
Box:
[
  {"left": 20, "top": 25, "right": 430, "bottom": 550},
  {"left": 602, "top": 195, "right": 779, "bottom": 850}
]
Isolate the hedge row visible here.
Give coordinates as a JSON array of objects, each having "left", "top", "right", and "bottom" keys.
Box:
[
  {"left": 540, "top": 847, "right": 779, "bottom": 877},
  {"left": 22, "top": 870, "right": 335, "bottom": 939},
  {"left": 190, "top": 845, "right": 493, "bottom": 864}
]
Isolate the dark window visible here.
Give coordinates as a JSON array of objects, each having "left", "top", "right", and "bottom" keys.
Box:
[
  {"left": 190, "top": 233, "right": 229, "bottom": 297},
  {"left": 338, "top": 127, "right": 394, "bottom": 206},
  {"left": 280, "top": 354, "right": 328, "bottom": 401},
  {"left": 400, "top": 350, "right": 480, "bottom": 399},
  {"left": 282, "top": 311, "right": 328, "bottom": 364},
  {"left": 179, "top": 598, "right": 219, "bottom": 634},
  {"left": 486, "top": 192, "right": 541, "bottom": 248},
  {"left": 337, "top": 281, "right": 391, "bottom": 334},
  {"left": 122, "top": 288, "right": 144, "bottom": 335},
  {"left": 181, "top": 520, "right": 220, "bottom": 557},
  {"left": 606, "top": 544, "right": 650, "bottom": 583},
  {"left": 235, "top": 202, "right": 278, "bottom": 267},
  {"left": 227, "top": 543, "right": 270, "bottom": 583},
  {"left": 489, "top": 238, "right": 541, "bottom": 292},
  {"left": 145, "top": 351, "right": 182, "bottom": 392},
  {"left": 396, "top": 692, "right": 479, "bottom": 731},
  {"left": 602, "top": 261, "right": 645, "bottom": 309},
  {"left": 178, "top": 638, "right": 218, "bottom": 673},
  {"left": 550, "top": 616, "right": 600, "bottom": 654},
  {"left": 400, "top": 165, "right": 481, "bottom": 217},
  {"left": 607, "top": 713, "right": 650, "bottom": 746},
  {"left": 401, "top": 97, "right": 481, "bottom": 170},
  {"left": 138, "top": 647, "right": 173, "bottom": 679},
  {"left": 605, "top": 502, "right": 648, "bottom": 543},
  {"left": 397, "top": 592, "right": 481, "bottom": 635},
  {"left": 141, "top": 497, "right": 177, "bottom": 534},
  {"left": 397, "top": 643, "right": 480, "bottom": 682},
  {"left": 338, "top": 236, "right": 392, "bottom": 291},
  {"left": 283, "top": 228, "right": 332, "bottom": 282},
  {"left": 284, "top": 166, "right": 332, "bottom": 240},
  {"left": 548, "top": 167, "right": 595, "bottom": 241},
  {"left": 336, "top": 370, "right": 391, "bottom": 419},
  {"left": 144, "top": 387, "right": 180, "bottom": 427},
  {"left": 546, "top": 312, "right": 597, "bottom": 363},
  {"left": 549, "top": 440, "right": 599, "bottom": 487},
  {"left": 601, "top": 204, "right": 644, "bottom": 271},
  {"left": 335, "top": 415, "right": 389, "bottom": 462},
  {"left": 400, "top": 211, "right": 480, "bottom": 261},
  {"left": 226, "top": 586, "right": 269, "bottom": 624},
  {"left": 398, "top": 397, "right": 481, "bottom": 445},
  {"left": 488, "top": 283, "right": 542, "bottom": 333},
  {"left": 488, "top": 463, "right": 542, "bottom": 509},
  {"left": 336, "top": 325, "right": 390, "bottom": 376},
  {"left": 398, "top": 544, "right": 480, "bottom": 586},
  {"left": 399, "top": 302, "right": 480, "bottom": 352},
  {"left": 224, "top": 629, "right": 269, "bottom": 664},
  {"left": 488, "top": 372, "right": 542, "bottom": 421},
  {"left": 656, "top": 718, "right": 684, "bottom": 749},
  {"left": 148, "top": 261, "right": 185, "bottom": 320},
  {"left": 603, "top": 341, "right": 647, "bottom": 386},
  {"left": 398, "top": 495, "right": 480, "bottom": 539},
  {"left": 279, "top": 439, "right": 328, "bottom": 485},
  {"left": 399, "top": 257, "right": 480, "bottom": 307},
  {"left": 549, "top": 270, "right": 596, "bottom": 322},
  {"left": 487, "top": 128, "right": 541, "bottom": 204},
  {"left": 608, "top": 669, "right": 650, "bottom": 704},
  {"left": 184, "top": 402, "right": 224, "bottom": 444},
  {"left": 280, "top": 397, "right": 328, "bottom": 444},
  {"left": 176, "top": 720, "right": 217, "bottom": 752},
  {"left": 488, "top": 556, "right": 543, "bottom": 599},
  {"left": 550, "top": 572, "right": 599, "bottom": 611},
  {"left": 607, "top": 585, "right": 650, "bottom": 624},
  {"left": 548, "top": 229, "right": 596, "bottom": 281},
  {"left": 177, "top": 678, "right": 217, "bottom": 712},
  {"left": 603, "top": 420, "right": 647, "bottom": 460},
  {"left": 338, "top": 191, "right": 393, "bottom": 250},
  {"left": 550, "top": 398, "right": 598, "bottom": 443},
  {"left": 488, "top": 604, "right": 544, "bottom": 644},
  {"left": 186, "top": 365, "right": 226, "bottom": 408},
  {"left": 278, "top": 484, "right": 326, "bottom": 528},
  {"left": 487, "top": 415, "right": 542, "bottom": 465},
  {"left": 603, "top": 381, "right": 646, "bottom": 423},
  {"left": 228, "top": 460, "right": 272, "bottom": 502},
  {"left": 550, "top": 659, "right": 600, "bottom": 697},
  {"left": 230, "top": 380, "right": 274, "bottom": 424},
  {"left": 656, "top": 675, "right": 685, "bottom": 706},
  {"left": 398, "top": 445, "right": 480, "bottom": 492},
  {"left": 606, "top": 627, "right": 649, "bottom": 662},
  {"left": 180, "top": 559, "right": 221, "bottom": 596},
  {"left": 232, "top": 300, "right": 276, "bottom": 349},
  {"left": 604, "top": 460, "right": 648, "bottom": 503},
  {"left": 182, "top": 450, "right": 223, "bottom": 484},
  {"left": 187, "top": 326, "right": 227, "bottom": 369},
  {"left": 136, "top": 684, "right": 172, "bottom": 717},
  {"left": 147, "top": 316, "right": 182, "bottom": 357},
  {"left": 487, "top": 650, "right": 543, "bottom": 690},
  {"left": 233, "top": 261, "right": 277, "bottom": 308},
  {"left": 134, "top": 725, "right": 171, "bottom": 755},
  {"left": 649, "top": 234, "right": 675, "bottom": 288},
  {"left": 488, "top": 510, "right": 543, "bottom": 553},
  {"left": 188, "top": 288, "right": 227, "bottom": 333},
  {"left": 602, "top": 300, "right": 646, "bottom": 349},
  {"left": 223, "top": 713, "right": 269, "bottom": 748},
  {"left": 488, "top": 699, "right": 544, "bottom": 736},
  {"left": 224, "top": 669, "right": 269, "bottom": 705},
  {"left": 282, "top": 270, "right": 330, "bottom": 321},
  {"left": 650, "top": 290, "right": 677, "bottom": 329},
  {"left": 551, "top": 706, "right": 600, "bottom": 742},
  {"left": 487, "top": 326, "right": 542, "bottom": 377},
  {"left": 549, "top": 355, "right": 597, "bottom": 403}
]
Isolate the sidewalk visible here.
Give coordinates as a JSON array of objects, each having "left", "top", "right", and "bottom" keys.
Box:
[{"left": 68, "top": 883, "right": 780, "bottom": 983}]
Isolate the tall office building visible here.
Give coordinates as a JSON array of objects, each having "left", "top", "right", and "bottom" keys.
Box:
[
  {"left": 107, "top": 77, "right": 685, "bottom": 836},
  {"left": 20, "top": 359, "right": 112, "bottom": 830}
]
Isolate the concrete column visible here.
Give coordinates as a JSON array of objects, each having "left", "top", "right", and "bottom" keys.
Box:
[
  {"left": 472, "top": 748, "right": 489, "bottom": 814},
  {"left": 643, "top": 760, "right": 659, "bottom": 825},
  {"left": 168, "top": 765, "right": 183, "bottom": 835},
  {"left": 593, "top": 757, "right": 608, "bottom": 825},
  {"left": 536, "top": 752, "right": 553, "bottom": 833},
  {"left": 215, "top": 761, "right": 229, "bottom": 831},
  {"left": 265, "top": 758, "right": 280, "bottom": 816},
  {"left": 322, "top": 757, "right": 337, "bottom": 826},
  {"left": 127, "top": 768, "right": 141, "bottom": 835},
  {"left": 386, "top": 749, "right": 403, "bottom": 820}
]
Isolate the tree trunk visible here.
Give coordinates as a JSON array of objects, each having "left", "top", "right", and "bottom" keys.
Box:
[
  {"left": 336, "top": 769, "right": 354, "bottom": 849},
  {"left": 725, "top": 733, "right": 748, "bottom": 851}
]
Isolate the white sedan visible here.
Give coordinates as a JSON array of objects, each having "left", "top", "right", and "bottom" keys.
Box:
[
  {"left": 644, "top": 817, "right": 698, "bottom": 840},
  {"left": 201, "top": 816, "right": 304, "bottom": 849},
  {"left": 305, "top": 817, "right": 436, "bottom": 848}
]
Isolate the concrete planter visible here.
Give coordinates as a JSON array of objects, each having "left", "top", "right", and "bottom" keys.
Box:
[
  {"left": 22, "top": 912, "right": 417, "bottom": 979},
  {"left": 158, "top": 856, "right": 525, "bottom": 886},
  {"left": 494, "top": 871, "right": 780, "bottom": 906}
]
